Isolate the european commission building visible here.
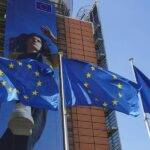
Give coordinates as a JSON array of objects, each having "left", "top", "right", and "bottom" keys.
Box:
[{"left": 0, "top": 0, "right": 122, "bottom": 149}]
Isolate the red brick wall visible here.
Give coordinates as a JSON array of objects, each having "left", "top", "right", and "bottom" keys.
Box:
[
  {"left": 65, "top": 18, "right": 96, "bottom": 63},
  {"left": 57, "top": 16, "right": 109, "bottom": 150}
]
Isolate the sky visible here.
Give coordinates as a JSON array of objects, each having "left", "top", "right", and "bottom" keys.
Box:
[{"left": 73, "top": 0, "right": 150, "bottom": 150}]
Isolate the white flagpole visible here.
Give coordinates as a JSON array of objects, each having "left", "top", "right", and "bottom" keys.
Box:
[
  {"left": 58, "top": 52, "right": 69, "bottom": 150},
  {"left": 129, "top": 58, "right": 150, "bottom": 138}
]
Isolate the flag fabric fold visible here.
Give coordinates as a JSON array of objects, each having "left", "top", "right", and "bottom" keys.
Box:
[
  {"left": 62, "top": 58, "right": 139, "bottom": 116},
  {"left": 133, "top": 65, "right": 150, "bottom": 113},
  {"left": 0, "top": 57, "right": 59, "bottom": 110}
]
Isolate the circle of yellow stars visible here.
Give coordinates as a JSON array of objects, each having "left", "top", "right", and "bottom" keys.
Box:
[
  {"left": 82, "top": 65, "right": 125, "bottom": 108},
  {"left": 6, "top": 61, "right": 44, "bottom": 101}
]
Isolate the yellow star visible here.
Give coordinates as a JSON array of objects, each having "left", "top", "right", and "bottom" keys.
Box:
[
  {"left": 84, "top": 82, "right": 88, "bottom": 88},
  {"left": 116, "top": 83, "right": 123, "bottom": 89},
  {"left": 27, "top": 64, "right": 32, "bottom": 69},
  {"left": 91, "top": 66, "right": 95, "bottom": 71},
  {"left": 86, "top": 72, "right": 92, "bottom": 78},
  {"left": 16, "top": 89, "right": 20, "bottom": 94},
  {"left": 118, "top": 93, "right": 122, "bottom": 98},
  {"left": 0, "top": 70, "right": 4, "bottom": 76},
  {"left": 112, "top": 99, "right": 119, "bottom": 106},
  {"left": 98, "top": 67, "right": 103, "bottom": 70},
  {"left": 35, "top": 71, "right": 40, "bottom": 77},
  {"left": 112, "top": 74, "right": 117, "bottom": 79},
  {"left": 36, "top": 81, "right": 42, "bottom": 87},
  {"left": 8, "top": 62, "right": 14, "bottom": 69},
  {"left": 32, "top": 90, "right": 38, "bottom": 96},
  {"left": 17, "top": 61, "right": 22, "bottom": 66},
  {"left": 23, "top": 95, "right": 29, "bottom": 100},
  {"left": 8, "top": 87, "right": 13, "bottom": 93},
  {"left": 13, "top": 88, "right": 18, "bottom": 93},
  {"left": 1, "top": 80, "right": 7, "bottom": 86},
  {"left": 103, "top": 102, "right": 108, "bottom": 107}
]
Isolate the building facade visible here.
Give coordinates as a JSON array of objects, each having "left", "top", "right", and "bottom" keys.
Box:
[
  {"left": 0, "top": 0, "right": 120, "bottom": 149},
  {"left": 57, "top": 16, "right": 109, "bottom": 149}
]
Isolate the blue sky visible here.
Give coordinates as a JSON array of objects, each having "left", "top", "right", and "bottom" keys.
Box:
[{"left": 72, "top": 0, "right": 150, "bottom": 149}]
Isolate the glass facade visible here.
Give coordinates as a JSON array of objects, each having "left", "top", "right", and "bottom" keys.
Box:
[
  {"left": 0, "top": 0, "right": 6, "bottom": 54},
  {"left": 77, "top": 3, "right": 107, "bottom": 68},
  {"left": 105, "top": 111, "right": 122, "bottom": 150},
  {"left": 62, "top": 0, "right": 73, "bottom": 15},
  {"left": 49, "top": 0, "right": 73, "bottom": 16}
]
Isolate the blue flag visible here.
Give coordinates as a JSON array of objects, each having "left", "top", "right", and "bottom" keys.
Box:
[
  {"left": 0, "top": 57, "right": 59, "bottom": 110},
  {"left": 0, "top": 69, "right": 18, "bottom": 103},
  {"left": 62, "top": 58, "right": 139, "bottom": 116},
  {"left": 133, "top": 65, "right": 150, "bottom": 113}
]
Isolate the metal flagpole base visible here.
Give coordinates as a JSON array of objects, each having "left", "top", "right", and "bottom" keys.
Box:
[{"left": 8, "top": 103, "right": 34, "bottom": 136}]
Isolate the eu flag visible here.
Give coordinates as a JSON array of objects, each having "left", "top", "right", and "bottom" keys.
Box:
[
  {"left": 0, "top": 57, "right": 59, "bottom": 110},
  {"left": 133, "top": 65, "right": 150, "bottom": 113},
  {"left": 62, "top": 58, "right": 139, "bottom": 116},
  {"left": 0, "top": 69, "right": 18, "bottom": 103}
]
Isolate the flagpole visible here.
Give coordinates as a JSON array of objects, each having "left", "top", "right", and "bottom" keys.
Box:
[
  {"left": 129, "top": 58, "right": 150, "bottom": 138},
  {"left": 58, "top": 52, "right": 69, "bottom": 150}
]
